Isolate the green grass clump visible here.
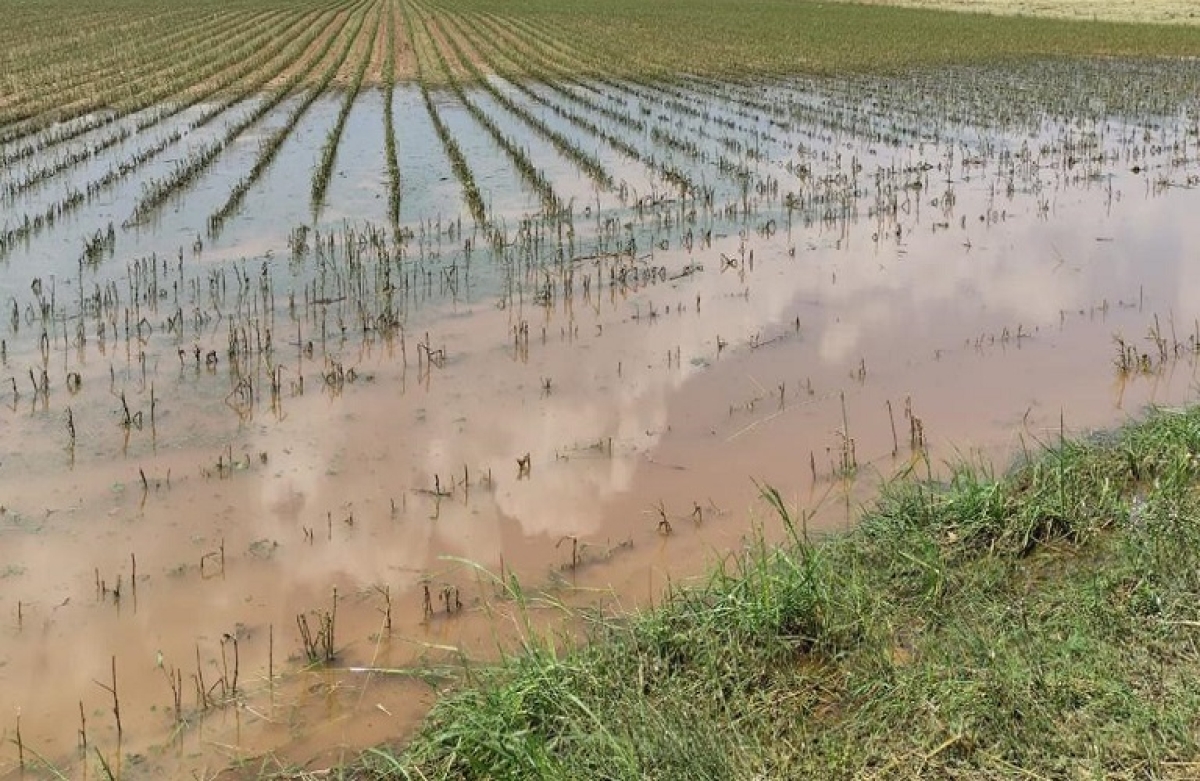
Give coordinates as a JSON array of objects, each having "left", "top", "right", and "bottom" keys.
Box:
[{"left": 353, "top": 405, "right": 1200, "bottom": 779}]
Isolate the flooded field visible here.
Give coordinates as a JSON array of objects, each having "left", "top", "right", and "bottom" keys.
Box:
[{"left": 3, "top": 1, "right": 1200, "bottom": 776}]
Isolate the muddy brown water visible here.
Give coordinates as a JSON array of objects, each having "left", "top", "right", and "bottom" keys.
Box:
[{"left": 2, "top": 65, "right": 1200, "bottom": 777}]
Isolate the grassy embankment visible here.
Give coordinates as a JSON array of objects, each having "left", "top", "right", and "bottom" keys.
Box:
[{"left": 353, "top": 404, "right": 1200, "bottom": 778}]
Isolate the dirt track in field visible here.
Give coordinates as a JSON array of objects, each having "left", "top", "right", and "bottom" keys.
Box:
[{"left": 845, "top": 0, "right": 1199, "bottom": 25}]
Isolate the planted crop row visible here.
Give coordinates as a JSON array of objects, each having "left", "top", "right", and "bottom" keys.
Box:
[
  {"left": 425, "top": 7, "right": 614, "bottom": 191},
  {"left": 0, "top": 7, "right": 239, "bottom": 130},
  {"left": 464, "top": 13, "right": 643, "bottom": 134},
  {"left": 432, "top": 0, "right": 1200, "bottom": 78},
  {"left": 0, "top": 9, "right": 191, "bottom": 88},
  {"left": 451, "top": 11, "right": 705, "bottom": 199},
  {"left": 131, "top": 4, "right": 367, "bottom": 228},
  {"left": 464, "top": 16, "right": 695, "bottom": 142},
  {"left": 455, "top": 11, "right": 708, "bottom": 195},
  {"left": 439, "top": 10, "right": 687, "bottom": 193},
  {"left": 408, "top": 1, "right": 559, "bottom": 214},
  {"left": 398, "top": 0, "right": 485, "bottom": 223},
  {"left": 0, "top": 2, "right": 360, "bottom": 252},
  {"left": 311, "top": 1, "right": 384, "bottom": 212},
  {"left": 487, "top": 10, "right": 669, "bottom": 82},
  {"left": 484, "top": 14, "right": 684, "bottom": 111},
  {"left": 486, "top": 13, "right": 758, "bottom": 189},
  {"left": 1, "top": 126, "right": 133, "bottom": 204},
  {"left": 0, "top": 186, "right": 86, "bottom": 259},
  {"left": 382, "top": 0, "right": 402, "bottom": 229},
  {"left": 0, "top": 9, "right": 272, "bottom": 147},
  {"left": 0, "top": 128, "right": 192, "bottom": 259},
  {"left": 208, "top": 2, "right": 375, "bottom": 236},
  {"left": 0, "top": 8, "right": 299, "bottom": 171}
]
